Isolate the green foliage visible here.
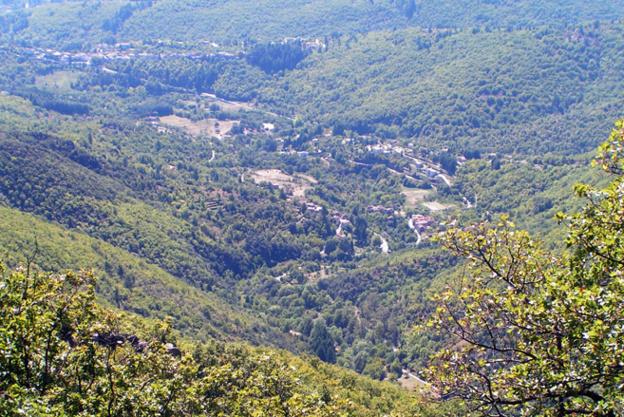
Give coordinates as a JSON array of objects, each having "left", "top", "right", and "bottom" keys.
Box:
[
  {"left": 102, "top": 1, "right": 151, "bottom": 34},
  {"left": 259, "top": 25, "right": 624, "bottom": 155},
  {"left": 426, "top": 122, "right": 624, "bottom": 416},
  {"left": 0, "top": 204, "right": 299, "bottom": 348},
  {"left": 0, "top": 264, "right": 447, "bottom": 416},
  {"left": 451, "top": 154, "right": 599, "bottom": 240},
  {"left": 247, "top": 40, "right": 310, "bottom": 74},
  {"left": 9, "top": 0, "right": 624, "bottom": 49},
  {"left": 0, "top": 266, "right": 335, "bottom": 416},
  {"left": 79, "top": 58, "right": 221, "bottom": 96},
  {"left": 310, "top": 319, "right": 336, "bottom": 363},
  {"left": 13, "top": 88, "right": 90, "bottom": 115},
  {"left": 4, "top": 0, "right": 624, "bottom": 391}
]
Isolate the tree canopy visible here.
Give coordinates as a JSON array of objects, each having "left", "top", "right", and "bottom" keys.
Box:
[
  {"left": 1, "top": 263, "right": 448, "bottom": 417},
  {"left": 427, "top": 121, "right": 624, "bottom": 416}
]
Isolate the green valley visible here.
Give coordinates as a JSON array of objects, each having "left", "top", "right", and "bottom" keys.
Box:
[{"left": 1, "top": 0, "right": 624, "bottom": 415}]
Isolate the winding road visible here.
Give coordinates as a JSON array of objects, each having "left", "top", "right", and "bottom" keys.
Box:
[
  {"left": 436, "top": 173, "right": 451, "bottom": 187},
  {"left": 375, "top": 233, "right": 390, "bottom": 254},
  {"left": 407, "top": 218, "right": 422, "bottom": 245}
]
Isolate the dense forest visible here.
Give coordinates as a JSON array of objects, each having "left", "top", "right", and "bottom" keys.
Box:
[
  {"left": 7, "top": 0, "right": 624, "bottom": 47},
  {"left": 1, "top": 0, "right": 624, "bottom": 415}
]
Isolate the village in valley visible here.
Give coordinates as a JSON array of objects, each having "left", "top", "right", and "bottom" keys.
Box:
[
  {"left": 8, "top": 34, "right": 474, "bottom": 255},
  {"left": 137, "top": 88, "right": 471, "bottom": 254},
  {"left": 240, "top": 129, "right": 468, "bottom": 253}
]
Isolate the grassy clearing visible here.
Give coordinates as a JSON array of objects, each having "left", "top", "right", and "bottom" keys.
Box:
[
  {"left": 401, "top": 188, "right": 431, "bottom": 209},
  {"left": 251, "top": 169, "right": 316, "bottom": 197},
  {"left": 35, "top": 71, "right": 81, "bottom": 91},
  {"left": 159, "top": 115, "right": 238, "bottom": 138},
  {"left": 422, "top": 201, "right": 454, "bottom": 212}
]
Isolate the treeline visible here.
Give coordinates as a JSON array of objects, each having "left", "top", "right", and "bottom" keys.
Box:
[
  {"left": 394, "top": 0, "right": 418, "bottom": 19},
  {"left": 10, "top": 0, "right": 624, "bottom": 50},
  {"left": 0, "top": 10, "right": 28, "bottom": 34},
  {"left": 14, "top": 88, "right": 90, "bottom": 115},
  {"left": 451, "top": 155, "right": 594, "bottom": 237}
]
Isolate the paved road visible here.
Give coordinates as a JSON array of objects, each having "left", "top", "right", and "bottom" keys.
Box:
[
  {"left": 436, "top": 173, "right": 451, "bottom": 187},
  {"left": 403, "top": 369, "right": 432, "bottom": 387},
  {"left": 376, "top": 234, "right": 389, "bottom": 254},
  {"left": 407, "top": 218, "right": 422, "bottom": 245}
]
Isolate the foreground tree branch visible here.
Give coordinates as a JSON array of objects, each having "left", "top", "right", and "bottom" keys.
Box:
[{"left": 426, "top": 120, "right": 624, "bottom": 416}]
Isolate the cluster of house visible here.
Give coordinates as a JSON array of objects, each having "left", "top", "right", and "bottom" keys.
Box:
[
  {"left": 366, "top": 205, "right": 395, "bottom": 214},
  {"left": 22, "top": 35, "right": 326, "bottom": 69},
  {"left": 410, "top": 214, "right": 435, "bottom": 232},
  {"left": 282, "top": 37, "right": 326, "bottom": 50},
  {"left": 299, "top": 201, "right": 352, "bottom": 237},
  {"left": 366, "top": 205, "right": 397, "bottom": 222},
  {"left": 138, "top": 116, "right": 171, "bottom": 134},
  {"left": 25, "top": 48, "right": 92, "bottom": 67},
  {"left": 364, "top": 141, "right": 462, "bottom": 180},
  {"left": 302, "top": 201, "right": 351, "bottom": 226},
  {"left": 21, "top": 43, "right": 241, "bottom": 68},
  {"left": 366, "top": 143, "right": 403, "bottom": 155},
  {"left": 279, "top": 149, "right": 316, "bottom": 158},
  {"left": 304, "top": 202, "right": 324, "bottom": 213}
]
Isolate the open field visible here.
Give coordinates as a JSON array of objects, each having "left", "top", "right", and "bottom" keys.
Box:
[
  {"left": 305, "top": 266, "right": 330, "bottom": 283},
  {"left": 251, "top": 169, "right": 316, "bottom": 197},
  {"left": 422, "top": 201, "right": 454, "bottom": 212},
  {"left": 397, "top": 374, "right": 423, "bottom": 391},
  {"left": 35, "top": 71, "right": 81, "bottom": 90},
  {"left": 402, "top": 188, "right": 431, "bottom": 208},
  {"left": 159, "top": 115, "right": 237, "bottom": 138}
]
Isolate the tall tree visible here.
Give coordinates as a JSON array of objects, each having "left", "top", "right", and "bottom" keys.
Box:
[{"left": 310, "top": 319, "right": 336, "bottom": 363}]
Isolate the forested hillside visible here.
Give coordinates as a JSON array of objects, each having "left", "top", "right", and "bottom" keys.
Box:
[
  {"left": 1, "top": 265, "right": 456, "bottom": 416},
  {"left": 1, "top": 0, "right": 623, "bottom": 414},
  {"left": 259, "top": 25, "right": 624, "bottom": 155},
  {"left": 6, "top": 0, "right": 624, "bottom": 48}
]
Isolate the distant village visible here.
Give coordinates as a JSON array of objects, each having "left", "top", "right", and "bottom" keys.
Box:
[
  {"left": 16, "top": 35, "right": 326, "bottom": 68},
  {"left": 19, "top": 42, "right": 241, "bottom": 68},
  {"left": 14, "top": 35, "right": 463, "bottom": 249}
]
